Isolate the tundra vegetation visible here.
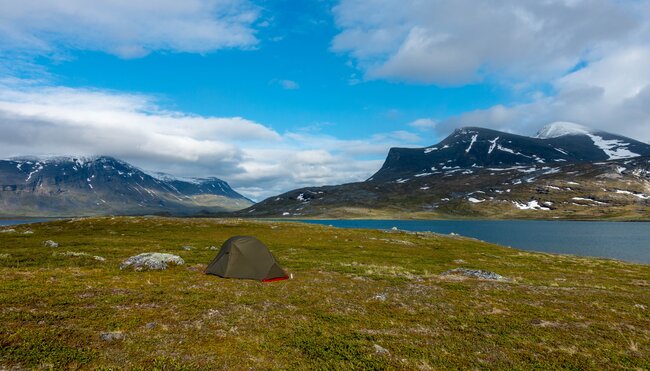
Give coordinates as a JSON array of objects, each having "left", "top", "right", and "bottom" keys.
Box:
[{"left": 1, "top": 217, "right": 648, "bottom": 369}]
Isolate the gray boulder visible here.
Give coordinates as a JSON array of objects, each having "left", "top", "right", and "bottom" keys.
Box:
[
  {"left": 120, "top": 253, "right": 185, "bottom": 271},
  {"left": 100, "top": 331, "right": 125, "bottom": 341},
  {"left": 441, "top": 268, "right": 510, "bottom": 281},
  {"left": 43, "top": 240, "right": 59, "bottom": 248}
]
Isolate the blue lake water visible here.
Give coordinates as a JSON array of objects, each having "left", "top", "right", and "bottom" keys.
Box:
[
  {"left": 297, "top": 220, "right": 650, "bottom": 264},
  {"left": 0, "top": 219, "right": 55, "bottom": 227}
]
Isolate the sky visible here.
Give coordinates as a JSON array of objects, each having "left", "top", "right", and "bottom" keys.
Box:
[{"left": 1, "top": 0, "right": 650, "bottom": 200}]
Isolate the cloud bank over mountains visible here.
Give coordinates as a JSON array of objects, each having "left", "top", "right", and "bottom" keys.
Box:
[
  {"left": 0, "top": 82, "right": 414, "bottom": 199},
  {"left": 333, "top": 0, "right": 650, "bottom": 141}
]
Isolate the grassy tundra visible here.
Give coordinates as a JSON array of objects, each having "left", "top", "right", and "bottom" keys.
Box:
[{"left": 1, "top": 217, "right": 649, "bottom": 369}]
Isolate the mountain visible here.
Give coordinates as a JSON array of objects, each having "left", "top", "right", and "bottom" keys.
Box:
[
  {"left": 0, "top": 156, "right": 252, "bottom": 217},
  {"left": 369, "top": 122, "right": 650, "bottom": 182},
  {"left": 240, "top": 123, "right": 650, "bottom": 220}
]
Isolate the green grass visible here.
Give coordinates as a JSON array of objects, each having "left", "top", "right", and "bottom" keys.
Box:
[{"left": 1, "top": 217, "right": 649, "bottom": 369}]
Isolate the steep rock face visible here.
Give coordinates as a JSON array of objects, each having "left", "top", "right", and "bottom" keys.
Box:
[
  {"left": 0, "top": 156, "right": 252, "bottom": 217},
  {"left": 369, "top": 125, "right": 650, "bottom": 182}
]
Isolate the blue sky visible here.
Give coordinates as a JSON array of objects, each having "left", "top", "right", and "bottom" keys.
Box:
[
  {"left": 1, "top": 0, "right": 650, "bottom": 199},
  {"left": 40, "top": 1, "right": 509, "bottom": 140}
]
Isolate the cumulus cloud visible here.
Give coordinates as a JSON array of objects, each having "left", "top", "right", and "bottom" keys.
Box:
[
  {"left": 0, "top": 0, "right": 259, "bottom": 58},
  {"left": 436, "top": 46, "right": 650, "bottom": 142},
  {"left": 0, "top": 81, "right": 422, "bottom": 200},
  {"left": 332, "top": 0, "right": 639, "bottom": 85},
  {"left": 409, "top": 118, "right": 437, "bottom": 131}
]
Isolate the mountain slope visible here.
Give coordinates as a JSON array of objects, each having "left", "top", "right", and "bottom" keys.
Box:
[
  {"left": 369, "top": 123, "right": 650, "bottom": 182},
  {"left": 240, "top": 124, "right": 650, "bottom": 220},
  {"left": 0, "top": 156, "right": 252, "bottom": 217}
]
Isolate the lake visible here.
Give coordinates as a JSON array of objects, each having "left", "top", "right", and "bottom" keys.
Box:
[
  {"left": 0, "top": 219, "right": 60, "bottom": 227},
  {"left": 297, "top": 220, "right": 650, "bottom": 264}
]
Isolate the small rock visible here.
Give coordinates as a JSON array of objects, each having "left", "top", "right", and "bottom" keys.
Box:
[
  {"left": 0, "top": 253, "right": 10, "bottom": 259},
  {"left": 23, "top": 230, "right": 34, "bottom": 235},
  {"left": 206, "top": 246, "right": 219, "bottom": 251},
  {"left": 43, "top": 240, "right": 59, "bottom": 248},
  {"left": 181, "top": 245, "right": 194, "bottom": 251},
  {"left": 120, "top": 253, "right": 185, "bottom": 271},
  {"left": 453, "top": 259, "right": 467, "bottom": 264},
  {"left": 374, "top": 344, "right": 390, "bottom": 355},
  {"left": 441, "top": 268, "right": 510, "bottom": 281},
  {"left": 391, "top": 227, "right": 398, "bottom": 231},
  {"left": 100, "top": 331, "right": 125, "bottom": 341},
  {"left": 0, "top": 228, "right": 16, "bottom": 233},
  {"left": 372, "top": 293, "right": 387, "bottom": 301},
  {"left": 145, "top": 322, "right": 157, "bottom": 329}
]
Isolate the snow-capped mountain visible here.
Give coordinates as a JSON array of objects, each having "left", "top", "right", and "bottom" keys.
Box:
[
  {"left": 369, "top": 123, "right": 650, "bottom": 182},
  {"left": 0, "top": 156, "right": 252, "bottom": 217}
]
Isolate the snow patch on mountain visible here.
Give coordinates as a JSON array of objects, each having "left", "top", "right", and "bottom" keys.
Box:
[
  {"left": 465, "top": 134, "right": 478, "bottom": 153},
  {"left": 586, "top": 134, "right": 639, "bottom": 160},
  {"left": 536, "top": 122, "right": 591, "bottom": 139}
]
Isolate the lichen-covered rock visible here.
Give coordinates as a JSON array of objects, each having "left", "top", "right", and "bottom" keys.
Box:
[
  {"left": 441, "top": 268, "right": 510, "bottom": 281},
  {"left": 43, "top": 240, "right": 59, "bottom": 248},
  {"left": 120, "top": 253, "right": 185, "bottom": 271},
  {"left": 374, "top": 344, "right": 390, "bottom": 355},
  {"left": 100, "top": 331, "right": 125, "bottom": 341}
]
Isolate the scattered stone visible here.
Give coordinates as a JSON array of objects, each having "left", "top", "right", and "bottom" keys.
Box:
[
  {"left": 372, "top": 293, "right": 387, "bottom": 301},
  {"left": 0, "top": 228, "right": 16, "bottom": 233},
  {"left": 120, "top": 253, "right": 185, "bottom": 271},
  {"left": 145, "top": 322, "right": 157, "bottom": 329},
  {"left": 54, "top": 251, "right": 106, "bottom": 262},
  {"left": 22, "top": 230, "right": 34, "bottom": 235},
  {"left": 206, "top": 246, "right": 219, "bottom": 251},
  {"left": 100, "top": 331, "right": 125, "bottom": 341},
  {"left": 181, "top": 245, "right": 194, "bottom": 251},
  {"left": 374, "top": 344, "right": 390, "bottom": 355},
  {"left": 453, "top": 259, "right": 467, "bottom": 264},
  {"left": 449, "top": 232, "right": 458, "bottom": 236},
  {"left": 391, "top": 227, "right": 399, "bottom": 231},
  {"left": 441, "top": 268, "right": 510, "bottom": 281},
  {"left": 43, "top": 240, "right": 59, "bottom": 248}
]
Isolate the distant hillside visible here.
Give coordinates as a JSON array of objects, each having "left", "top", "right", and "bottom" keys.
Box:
[
  {"left": 0, "top": 156, "right": 252, "bottom": 217},
  {"left": 240, "top": 123, "right": 650, "bottom": 220}
]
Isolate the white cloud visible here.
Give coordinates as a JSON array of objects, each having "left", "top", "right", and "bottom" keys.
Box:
[
  {"left": 436, "top": 46, "right": 650, "bottom": 142},
  {"left": 0, "top": 81, "right": 423, "bottom": 200},
  {"left": 409, "top": 118, "right": 437, "bottom": 131},
  {"left": 0, "top": 0, "right": 259, "bottom": 58},
  {"left": 279, "top": 79, "right": 300, "bottom": 90},
  {"left": 332, "top": 0, "right": 640, "bottom": 85}
]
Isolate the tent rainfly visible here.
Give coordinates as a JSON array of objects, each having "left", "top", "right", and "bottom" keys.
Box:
[{"left": 205, "top": 236, "right": 289, "bottom": 282}]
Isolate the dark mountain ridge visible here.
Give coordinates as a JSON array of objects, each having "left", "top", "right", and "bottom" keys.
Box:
[{"left": 370, "top": 124, "right": 650, "bottom": 182}]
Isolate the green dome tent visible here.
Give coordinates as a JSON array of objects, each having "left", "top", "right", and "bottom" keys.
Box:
[{"left": 205, "top": 236, "right": 289, "bottom": 282}]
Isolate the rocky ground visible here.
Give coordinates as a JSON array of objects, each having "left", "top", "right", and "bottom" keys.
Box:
[{"left": 1, "top": 217, "right": 649, "bottom": 369}]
